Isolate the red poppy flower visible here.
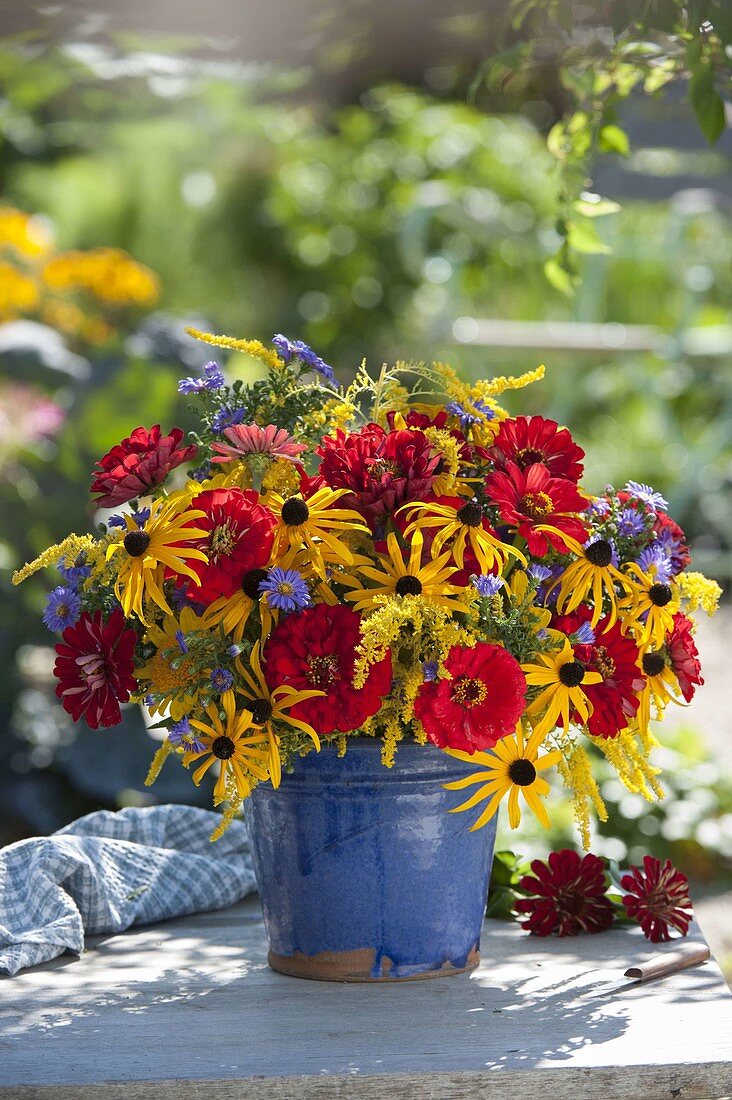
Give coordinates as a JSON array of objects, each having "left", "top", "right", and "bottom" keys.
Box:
[
  {"left": 181, "top": 488, "right": 276, "bottom": 605},
  {"left": 621, "top": 855, "right": 692, "bottom": 942},
  {"left": 485, "top": 461, "right": 588, "bottom": 557},
  {"left": 413, "top": 642, "right": 526, "bottom": 753},
  {"left": 488, "top": 416, "right": 585, "bottom": 483},
  {"left": 90, "top": 425, "right": 197, "bottom": 507},
  {"left": 316, "top": 423, "right": 440, "bottom": 530},
  {"left": 552, "top": 608, "right": 645, "bottom": 738},
  {"left": 667, "top": 613, "right": 703, "bottom": 702},
  {"left": 515, "top": 849, "right": 615, "bottom": 936},
  {"left": 263, "top": 604, "right": 392, "bottom": 736},
  {"left": 53, "top": 607, "right": 137, "bottom": 729}
]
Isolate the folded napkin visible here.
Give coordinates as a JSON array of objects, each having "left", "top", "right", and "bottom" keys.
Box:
[{"left": 0, "top": 804, "right": 256, "bottom": 976}]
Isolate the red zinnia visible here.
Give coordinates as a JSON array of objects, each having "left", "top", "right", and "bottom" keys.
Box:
[
  {"left": 621, "top": 855, "right": 693, "bottom": 942},
  {"left": 485, "top": 461, "right": 588, "bottom": 557},
  {"left": 263, "top": 604, "right": 392, "bottom": 736},
  {"left": 488, "top": 416, "right": 585, "bottom": 483},
  {"left": 90, "top": 425, "right": 197, "bottom": 507},
  {"left": 316, "top": 423, "right": 440, "bottom": 530},
  {"left": 181, "top": 488, "right": 276, "bottom": 605},
  {"left": 553, "top": 608, "right": 645, "bottom": 738},
  {"left": 667, "top": 613, "right": 703, "bottom": 702},
  {"left": 53, "top": 607, "right": 137, "bottom": 730},
  {"left": 413, "top": 642, "right": 526, "bottom": 753},
  {"left": 515, "top": 849, "right": 615, "bottom": 936}
]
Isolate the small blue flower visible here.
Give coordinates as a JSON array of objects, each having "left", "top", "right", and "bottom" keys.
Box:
[
  {"left": 170, "top": 585, "right": 207, "bottom": 615},
  {"left": 168, "top": 717, "right": 206, "bottom": 753},
  {"left": 422, "top": 660, "right": 439, "bottom": 682},
  {"left": 472, "top": 573, "right": 504, "bottom": 597},
  {"left": 445, "top": 398, "right": 495, "bottom": 429},
  {"left": 57, "top": 556, "right": 91, "bottom": 587},
  {"left": 210, "top": 667, "right": 234, "bottom": 693},
  {"left": 528, "top": 563, "right": 553, "bottom": 583},
  {"left": 211, "top": 405, "right": 247, "bottom": 434},
  {"left": 43, "top": 585, "right": 82, "bottom": 632},
  {"left": 178, "top": 361, "right": 225, "bottom": 394},
  {"left": 624, "top": 480, "right": 668, "bottom": 513},
  {"left": 259, "top": 567, "right": 312, "bottom": 613},
  {"left": 637, "top": 544, "right": 673, "bottom": 583},
  {"left": 108, "top": 507, "right": 151, "bottom": 530},
  {"left": 191, "top": 459, "right": 213, "bottom": 483},
  {"left": 272, "top": 334, "right": 337, "bottom": 385},
  {"left": 175, "top": 630, "right": 189, "bottom": 655},
  {"left": 272, "top": 333, "right": 294, "bottom": 363},
  {"left": 574, "top": 622, "right": 596, "bottom": 646},
  {"left": 617, "top": 507, "right": 646, "bottom": 537}
]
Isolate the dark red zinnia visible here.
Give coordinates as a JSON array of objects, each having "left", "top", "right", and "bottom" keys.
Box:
[
  {"left": 53, "top": 607, "right": 137, "bottom": 730},
  {"left": 263, "top": 604, "right": 392, "bottom": 736},
  {"left": 553, "top": 608, "right": 645, "bottom": 738},
  {"left": 90, "top": 425, "right": 197, "bottom": 507},
  {"left": 488, "top": 416, "right": 585, "bottom": 483},
  {"left": 413, "top": 642, "right": 526, "bottom": 753},
  {"left": 621, "top": 855, "right": 693, "bottom": 942},
  {"left": 316, "top": 423, "right": 440, "bottom": 530},
  {"left": 181, "top": 487, "right": 276, "bottom": 605},
  {"left": 515, "top": 849, "right": 615, "bottom": 936},
  {"left": 666, "top": 613, "right": 703, "bottom": 702},
  {"left": 485, "top": 461, "right": 588, "bottom": 558}
]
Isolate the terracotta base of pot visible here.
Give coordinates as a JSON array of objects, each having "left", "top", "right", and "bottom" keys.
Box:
[{"left": 267, "top": 945, "right": 480, "bottom": 982}]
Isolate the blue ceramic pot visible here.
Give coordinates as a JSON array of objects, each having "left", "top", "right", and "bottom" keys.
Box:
[{"left": 246, "top": 739, "right": 498, "bottom": 982}]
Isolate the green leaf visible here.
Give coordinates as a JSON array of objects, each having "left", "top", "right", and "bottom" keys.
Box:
[
  {"left": 544, "top": 255, "right": 576, "bottom": 296},
  {"left": 689, "top": 63, "right": 726, "bottom": 144},
  {"left": 573, "top": 193, "right": 621, "bottom": 218},
  {"left": 567, "top": 219, "right": 613, "bottom": 255},
  {"left": 598, "top": 124, "right": 630, "bottom": 156}
]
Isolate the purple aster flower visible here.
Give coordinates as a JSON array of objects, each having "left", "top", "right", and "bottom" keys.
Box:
[
  {"left": 422, "top": 660, "right": 439, "bottom": 682},
  {"left": 227, "top": 643, "right": 245, "bottom": 658},
  {"left": 574, "top": 622, "right": 596, "bottom": 645},
  {"left": 654, "top": 526, "right": 686, "bottom": 575},
  {"left": 211, "top": 405, "right": 247, "bottom": 434},
  {"left": 472, "top": 573, "right": 505, "bottom": 597},
  {"left": 43, "top": 585, "right": 82, "bottom": 632},
  {"left": 210, "top": 667, "right": 234, "bottom": 693},
  {"left": 57, "top": 556, "right": 91, "bottom": 587},
  {"left": 617, "top": 507, "right": 646, "bottom": 537},
  {"left": 191, "top": 459, "right": 213, "bottom": 483},
  {"left": 170, "top": 585, "right": 207, "bottom": 616},
  {"left": 624, "top": 480, "right": 668, "bottom": 513},
  {"left": 585, "top": 498, "right": 611, "bottom": 517},
  {"left": 108, "top": 507, "right": 150, "bottom": 530},
  {"left": 445, "top": 398, "right": 495, "bottom": 429},
  {"left": 168, "top": 717, "right": 206, "bottom": 753},
  {"left": 528, "top": 563, "right": 553, "bottom": 584},
  {"left": 637, "top": 544, "right": 674, "bottom": 583},
  {"left": 272, "top": 333, "right": 294, "bottom": 363},
  {"left": 175, "top": 629, "right": 189, "bottom": 654},
  {"left": 272, "top": 334, "right": 336, "bottom": 385},
  {"left": 260, "top": 567, "right": 312, "bottom": 613},
  {"left": 178, "top": 361, "right": 225, "bottom": 394}
]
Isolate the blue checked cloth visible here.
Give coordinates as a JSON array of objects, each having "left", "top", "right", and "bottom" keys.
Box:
[{"left": 0, "top": 804, "right": 256, "bottom": 976}]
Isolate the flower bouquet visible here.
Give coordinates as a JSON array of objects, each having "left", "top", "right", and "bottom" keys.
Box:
[{"left": 14, "top": 328, "right": 720, "bottom": 980}]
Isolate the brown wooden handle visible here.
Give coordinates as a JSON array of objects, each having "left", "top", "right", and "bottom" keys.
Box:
[{"left": 625, "top": 943, "right": 711, "bottom": 982}]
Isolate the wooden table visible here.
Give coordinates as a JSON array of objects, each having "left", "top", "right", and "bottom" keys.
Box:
[{"left": 1, "top": 897, "right": 731, "bottom": 1099}]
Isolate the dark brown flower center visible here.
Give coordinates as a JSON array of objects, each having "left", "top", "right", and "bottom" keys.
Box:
[
  {"left": 211, "top": 736, "right": 235, "bottom": 760},
  {"left": 642, "top": 651, "right": 666, "bottom": 676},
  {"left": 306, "top": 653, "right": 340, "bottom": 689},
  {"left": 513, "top": 446, "right": 545, "bottom": 469},
  {"left": 123, "top": 530, "right": 151, "bottom": 557},
  {"left": 520, "top": 491, "right": 554, "bottom": 520},
  {"left": 451, "top": 676, "right": 487, "bottom": 708},
  {"left": 456, "top": 501, "right": 483, "bottom": 528},
  {"left": 395, "top": 575, "right": 423, "bottom": 596},
  {"left": 508, "top": 758, "right": 537, "bottom": 786},
  {"left": 649, "top": 583, "right": 673, "bottom": 607},
  {"left": 241, "top": 568, "right": 269, "bottom": 600},
  {"left": 592, "top": 645, "right": 616, "bottom": 680},
  {"left": 281, "top": 498, "right": 310, "bottom": 526},
  {"left": 250, "top": 698, "right": 273, "bottom": 723},
  {"left": 585, "top": 539, "right": 613, "bottom": 567},
  {"left": 558, "top": 660, "right": 586, "bottom": 687}
]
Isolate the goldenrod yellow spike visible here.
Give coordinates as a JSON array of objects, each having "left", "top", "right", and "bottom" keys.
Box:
[
  {"left": 184, "top": 327, "right": 283, "bottom": 370},
  {"left": 12, "top": 534, "right": 97, "bottom": 586},
  {"left": 145, "top": 739, "right": 174, "bottom": 786}
]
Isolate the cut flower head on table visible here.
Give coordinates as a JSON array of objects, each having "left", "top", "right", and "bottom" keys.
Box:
[{"left": 13, "top": 327, "right": 721, "bottom": 843}]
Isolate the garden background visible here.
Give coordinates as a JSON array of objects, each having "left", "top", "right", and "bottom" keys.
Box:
[{"left": 1, "top": 1, "right": 731, "bottom": 974}]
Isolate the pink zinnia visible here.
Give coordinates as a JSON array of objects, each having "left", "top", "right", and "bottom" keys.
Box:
[
  {"left": 621, "top": 855, "right": 693, "bottom": 942},
  {"left": 210, "top": 423, "right": 307, "bottom": 465},
  {"left": 91, "top": 425, "right": 197, "bottom": 508}
]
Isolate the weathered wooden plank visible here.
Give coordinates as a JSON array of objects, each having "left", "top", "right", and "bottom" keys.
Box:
[{"left": 1, "top": 898, "right": 731, "bottom": 1098}]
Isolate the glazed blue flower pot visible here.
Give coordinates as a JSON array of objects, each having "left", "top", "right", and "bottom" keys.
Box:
[{"left": 246, "top": 739, "right": 498, "bottom": 981}]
